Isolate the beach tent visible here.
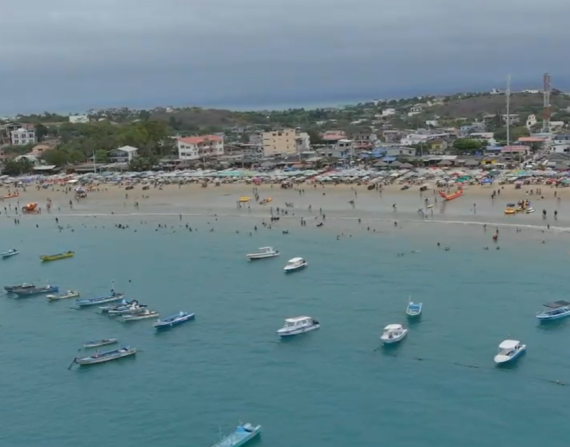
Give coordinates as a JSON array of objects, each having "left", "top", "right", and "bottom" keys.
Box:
[{"left": 373, "top": 160, "right": 387, "bottom": 168}]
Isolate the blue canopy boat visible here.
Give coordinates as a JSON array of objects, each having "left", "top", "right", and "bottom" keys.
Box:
[
  {"left": 76, "top": 291, "right": 125, "bottom": 307},
  {"left": 153, "top": 311, "right": 195, "bottom": 330},
  {"left": 209, "top": 423, "right": 261, "bottom": 447},
  {"left": 406, "top": 301, "right": 423, "bottom": 317},
  {"left": 536, "top": 300, "right": 570, "bottom": 321},
  {"left": 14, "top": 285, "right": 58, "bottom": 297}
]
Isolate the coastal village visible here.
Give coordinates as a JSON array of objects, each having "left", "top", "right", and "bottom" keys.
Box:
[{"left": 2, "top": 74, "right": 570, "bottom": 177}]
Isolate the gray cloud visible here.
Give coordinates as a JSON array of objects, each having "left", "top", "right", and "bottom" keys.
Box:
[{"left": 1, "top": 0, "right": 569, "bottom": 113}]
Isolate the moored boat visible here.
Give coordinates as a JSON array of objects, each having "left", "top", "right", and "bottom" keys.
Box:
[
  {"left": 40, "top": 251, "right": 74, "bottom": 262},
  {"left": 76, "top": 291, "right": 125, "bottom": 307},
  {"left": 106, "top": 300, "right": 147, "bottom": 316},
  {"left": 153, "top": 311, "right": 195, "bottom": 330},
  {"left": 4, "top": 283, "right": 35, "bottom": 293},
  {"left": 284, "top": 257, "right": 307, "bottom": 273},
  {"left": 380, "top": 324, "right": 408, "bottom": 344},
  {"left": 277, "top": 316, "right": 320, "bottom": 337},
  {"left": 246, "top": 246, "right": 279, "bottom": 260},
  {"left": 47, "top": 290, "right": 80, "bottom": 300},
  {"left": 122, "top": 309, "right": 159, "bottom": 322},
  {"left": 14, "top": 285, "right": 58, "bottom": 297},
  {"left": 494, "top": 339, "right": 526, "bottom": 364},
  {"left": 74, "top": 346, "right": 137, "bottom": 366},
  {"left": 1, "top": 249, "right": 19, "bottom": 259},
  {"left": 406, "top": 301, "right": 422, "bottom": 317},
  {"left": 209, "top": 423, "right": 261, "bottom": 447},
  {"left": 536, "top": 300, "right": 570, "bottom": 321},
  {"left": 83, "top": 338, "right": 118, "bottom": 349}
]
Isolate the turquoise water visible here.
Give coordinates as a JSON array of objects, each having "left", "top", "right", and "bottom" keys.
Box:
[{"left": 1, "top": 216, "right": 569, "bottom": 446}]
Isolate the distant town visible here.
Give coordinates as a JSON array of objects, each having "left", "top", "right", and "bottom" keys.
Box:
[{"left": 1, "top": 74, "right": 570, "bottom": 175}]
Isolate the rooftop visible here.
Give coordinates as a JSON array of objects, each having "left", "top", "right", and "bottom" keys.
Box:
[{"left": 178, "top": 135, "right": 223, "bottom": 144}]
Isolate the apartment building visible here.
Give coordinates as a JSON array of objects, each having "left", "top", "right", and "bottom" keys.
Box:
[
  {"left": 11, "top": 126, "right": 36, "bottom": 145},
  {"left": 177, "top": 135, "right": 224, "bottom": 160},
  {"left": 260, "top": 129, "right": 310, "bottom": 157}
]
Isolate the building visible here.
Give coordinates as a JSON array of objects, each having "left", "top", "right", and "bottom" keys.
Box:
[
  {"left": 69, "top": 114, "right": 89, "bottom": 124},
  {"left": 428, "top": 139, "right": 449, "bottom": 153},
  {"left": 177, "top": 135, "right": 224, "bottom": 160},
  {"left": 351, "top": 131, "right": 377, "bottom": 149},
  {"left": 381, "top": 108, "right": 396, "bottom": 117},
  {"left": 386, "top": 147, "right": 416, "bottom": 157},
  {"left": 526, "top": 114, "right": 538, "bottom": 129},
  {"left": 10, "top": 126, "right": 36, "bottom": 145},
  {"left": 109, "top": 145, "right": 139, "bottom": 163},
  {"left": 259, "top": 129, "right": 304, "bottom": 157}
]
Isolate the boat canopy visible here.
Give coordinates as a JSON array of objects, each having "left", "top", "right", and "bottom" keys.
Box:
[
  {"left": 384, "top": 324, "right": 403, "bottom": 330},
  {"left": 544, "top": 300, "right": 570, "bottom": 308},
  {"left": 288, "top": 257, "right": 304, "bottom": 263},
  {"left": 286, "top": 316, "right": 311, "bottom": 323},
  {"left": 499, "top": 340, "right": 520, "bottom": 349},
  {"left": 259, "top": 247, "right": 273, "bottom": 250}
]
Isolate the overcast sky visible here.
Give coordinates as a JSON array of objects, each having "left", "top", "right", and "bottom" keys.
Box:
[{"left": 1, "top": 0, "right": 569, "bottom": 113}]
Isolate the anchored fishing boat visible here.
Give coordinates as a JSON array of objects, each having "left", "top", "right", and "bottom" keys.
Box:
[
  {"left": 47, "top": 290, "right": 80, "bottom": 300},
  {"left": 106, "top": 300, "right": 147, "bottom": 316},
  {"left": 494, "top": 339, "right": 526, "bottom": 364},
  {"left": 4, "top": 283, "right": 35, "bottom": 293},
  {"left": 209, "top": 423, "right": 261, "bottom": 447},
  {"left": 122, "top": 309, "right": 159, "bottom": 322},
  {"left": 536, "top": 300, "right": 570, "bottom": 321},
  {"left": 277, "top": 316, "right": 320, "bottom": 337},
  {"left": 14, "top": 285, "right": 58, "bottom": 297},
  {"left": 40, "top": 251, "right": 74, "bottom": 262},
  {"left": 405, "top": 301, "right": 423, "bottom": 317},
  {"left": 83, "top": 338, "right": 118, "bottom": 349},
  {"left": 153, "top": 311, "right": 195, "bottom": 330},
  {"left": 246, "top": 246, "right": 279, "bottom": 260},
  {"left": 284, "top": 257, "right": 307, "bottom": 273},
  {"left": 1, "top": 249, "right": 19, "bottom": 259},
  {"left": 73, "top": 346, "right": 137, "bottom": 366},
  {"left": 76, "top": 291, "right": 125, "bottom": 307},
  {"left": 380, "top": 324, "right": 408, "bottom": 344}
]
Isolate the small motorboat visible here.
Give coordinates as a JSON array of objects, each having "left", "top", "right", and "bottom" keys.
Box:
[
  {"left": 40, "top": 251, "right": 74, "bottom": 262},
  {"left": 494, "top": 339, "right": 526, "bottom": 364},
  {"left": 73, "top": 346, "right": 137, "bottom": 366},
  {"left": 13, "top": 285, "right": 58, "bottom": 297},
  {"left": 526, "top": 207, "right": 535, "bottom": 214},
  {"left": 83, "top": 338, "right": 118, "bottom": 349},
  {"left": 106, "top": 300, "right": 147, "bottom": 316},
  {"left": 406, "top": 301, "right": 422, "bottom": 317},
  {"left": 47, "top": 290, "right": 80, "bottom": 300},
  {"left": 153, "top": 311, "right": 195, "bottom": 330},
  {"left": 284, "top": 257, "right": 307, "bottom": 273},
  {"left": 1, "top": 249, "right": 19, "bottom": 259},
  {"left": 76, "top": 291, "right": 125, "bottom": 307},
  {"left": 4, "top": 283, "right": 35, "bottom": 293},
  {"left": 209, "top": 423, "right": 261, "bottom": 447},
  {"left": 276, "top": 316, "right": 320, "bottom": 337},
  {"left": 246, "top": 246, "right": 279, "bottom": 260},
  {"left": 536, "top": 300, "right": 570, "bottom": 321},
  {"left": 122, "top": 309, "right": 159, "bottom": 322},
  {"left": 504, "top": 203, "right": 516, "bottom": 215},
  {"left": 380, "top": 324, "right": 408, "bottom": 344}
]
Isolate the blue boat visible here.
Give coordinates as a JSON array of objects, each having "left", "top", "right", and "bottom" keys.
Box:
[
  {"left": 14, "top": 285, "right": 58, "bottom": 297},
  {"left": 76, "top": 291, "right": 125, "bottom": 307},
  {"left": 536, "top": 300, "right": 570, "bottom": 321},
  {"left": 406, "top": 301, "right": 423, "bottom": 317},
  {"left": 153, "top": 311, "right": 195, "bottom": 330},
  {"left": 210, "top": 423, "right": 261, "bottom": 447}
]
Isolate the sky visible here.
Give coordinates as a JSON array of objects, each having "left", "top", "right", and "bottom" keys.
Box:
[{"left": 1, "top": 0, "right": 570, "bottom": 114}]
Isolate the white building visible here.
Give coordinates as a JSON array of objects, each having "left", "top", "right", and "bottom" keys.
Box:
[
  {"left": 526, "top": 114, "right": 537, "bottom": 130},
  {"left": 381, "top": 108, "right": 396, "bottom": 117},
  {"left": 10, "top": 127, "right": 36, "bottom": 145},
  {"left": 109, "top": 146, "right": 139, "bottom": 162},
  {"left": 426, "top": 120, "right": 439, "bottom": 127},
  {"left": 177, "top": 135, "right": 224, "bottom": 160},
  {"left": 386, "top": 147, "right": 416, "bottom": 157},
  {"left": 69, "top": 114, "right": 89, "bottom": 124}
]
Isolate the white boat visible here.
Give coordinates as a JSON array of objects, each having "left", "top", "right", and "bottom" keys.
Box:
[
  {"left": 122, "top": 309, "right": 159, "bottom": 322},
  {"left": 284, "top": 257, "right": 307, "bottom": 273},
  {"left": 494, "top": 339, "right": 526, "bottom": 364},
  {"left": 47, "top": 290, "right": 80, "bottom": 300},
  {"left": 246, "top": 246, "right": 279, "bottom": 260},
  {"left": 1, "top": 249, "right": 19, "bottom": 259},
  {"left": 536, "top": 300, "right": 570, "bottom": 321},
  {"left": 406, "top": 301, "right": 422, "bottom": 317},
  {"left": 526, "top": 207, "right": 535, "bottom": 214},
  {"left": 277, "top": 316, "right": 320, "bottom": 337},
  {"left": 380, "top": 324, "right": 408, "bottom": 344}
]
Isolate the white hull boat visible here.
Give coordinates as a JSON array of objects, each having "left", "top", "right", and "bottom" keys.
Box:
[
  {"left": 122, "top": 310, "right": 159, "bottom": 322},
  {"left": 277, "top": 316, "right": 320, "bottom": 337},
  {"left": 494, "top": 339, "right": 526, "bottom": 364},
  {"left": 1, "top": 249, "right": 19, "bottom": 259},
  {"left": 47, "top": 290, "right": 80, "bottom": 300},
  {"left": 380, "top": 324, "right": 408, "bottom": 344},
  {"left": 526, "top": 208, "right": 535, "bottom": 214},
  {"left": 284, "top": 257, "right": 307, "bottom": 273},
  {"left": 536, "top": 300, "right": 570, "bottom": 321},
  {"left": 247, "top": 246, "right": 279, "bottom": 260},
  {"left": 406, "top": 301, "right": 422, "bottom": 317}
]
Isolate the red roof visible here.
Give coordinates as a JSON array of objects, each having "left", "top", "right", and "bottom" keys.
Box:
[{"left": 178, "top": 135, "right": 223, "bottom": 144}]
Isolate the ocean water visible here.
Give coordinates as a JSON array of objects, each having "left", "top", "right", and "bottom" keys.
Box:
[{"left": 1, "top": 215, "right": 569, "bottom": 447}]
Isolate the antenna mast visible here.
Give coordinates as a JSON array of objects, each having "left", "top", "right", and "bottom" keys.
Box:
[
  {"left": 506, "top": 75, "right": 511, "bottom": 146},
  {"left": 542, "top": 73, "right": 551, "bottom": 134}
]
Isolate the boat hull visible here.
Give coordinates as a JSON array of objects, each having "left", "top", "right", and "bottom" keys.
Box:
[
  {"left": 83, "top": 339, "right": 118, "bottom": 349},
  {"left": 381, "top": 330, "right": 408, "bottom": 344},
  {"left": 494, "top": 346, "right": 526, "bottom": 364},
  {"left": 277, "top": 323, "right": 319, "bottom": 337},
  {"left": 122, "top": 312, "right": 159, "bottom": 322},
  {"left": 1, "top": 251, "right": 19, "bottom": 259},
  {"left": 284, "top": 263, "right": 307, "bottom": 273},
  {"left": 76, "top": 294, "right": 125, "bottom": 307},
  {"left": 76, "top": 347, "right": 137, "bottom": 365},
  {"left": 153, "top": 313, "right": 195, "bottom": 330},
  {"left": 247, "top": 253, "right": 279, "bottom": 260},
  {"left": 210, "top": 424, "right": 261, "bottom": 447},
  {"left": 40, "top": 252, "right": 74, "bottom": 262},
  {"left": 536, "top": 311, "right": 570, "bottom": 321},
  {"left": 47, "top": 292, "right": 79, "bottom": 300},
  {"left": 14, "top": 286, "right": 59, "bottom": 297}
]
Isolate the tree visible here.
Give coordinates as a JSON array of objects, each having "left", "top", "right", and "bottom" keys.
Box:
[
  {"left": 95, "top": 150, "right": 109, "bottom": 163},
  {"left": 493, "top": 126, "right": 529, "bottom": 142},
  {"left": 35, "top": 124, "right": 49, "bottom": 142},
  {"left": 41, "top": 149, "right": 69, "bottom": 166},
  {"left": 2, "top": 158, "right": 34, "bottom": 175},
  {"left": 453, "top": 139, "right": 485, "bottom": 154}
]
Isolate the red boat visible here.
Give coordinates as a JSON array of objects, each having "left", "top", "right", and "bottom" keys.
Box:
[{"left": 439, "top": 189, "right": 463, "bottom": 201}]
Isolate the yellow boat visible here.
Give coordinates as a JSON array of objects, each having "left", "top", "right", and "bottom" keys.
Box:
[
  {"left": 259, "top": 197, "right": 273, "bottom": 205},
  {"left": 239, "top": 196, "right": 251, "bottom": 203},
  {"left": 504, "top": 203, "right": 516, "bottom": 215},
  {"left": 40, "top": 251, "right": 75, "bottom": 262}
]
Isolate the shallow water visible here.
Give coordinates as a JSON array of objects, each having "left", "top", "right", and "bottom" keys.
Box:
[{"left": 1, "top": 216, "right": 569, "bottom": 447}]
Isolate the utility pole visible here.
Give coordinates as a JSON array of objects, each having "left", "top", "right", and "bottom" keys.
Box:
[
  {"left": 542, "top": 73, "right": 551, "bottom": 134},
  {"left": 506, "top": 74, "right": 511, "bottom": 147}
]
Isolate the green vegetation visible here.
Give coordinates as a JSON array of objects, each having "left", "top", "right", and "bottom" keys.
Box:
[
  {"left": 2, "top": 158, "right": 34, "bottom": 176},
  {"left": 452, "top": 139, "right": 486, "bottom": 154}
]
